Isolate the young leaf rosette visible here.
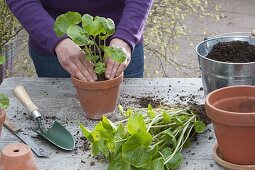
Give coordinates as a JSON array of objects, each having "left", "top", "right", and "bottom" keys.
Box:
[{"left": 54, "top": 12, "right": 126, "bottom": 77}]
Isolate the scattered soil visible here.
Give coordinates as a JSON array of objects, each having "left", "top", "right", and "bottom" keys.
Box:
[
  {"left": 207, "top": 41, "right": 255, "bottom": 63},
  {"left": 137, "top": 96, "right": 163, "bottom": 108},
  {"left": 190, "top": 104, "right": 211, "bottom": 125},
  {"left": 137, "top": 96, "right": 210, "bottom": 125}
]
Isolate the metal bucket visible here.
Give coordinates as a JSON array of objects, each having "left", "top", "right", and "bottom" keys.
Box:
[{"left": 196, "top": 32, "right": 255, "bottom": 96}]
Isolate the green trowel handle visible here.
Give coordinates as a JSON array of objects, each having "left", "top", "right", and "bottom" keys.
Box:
[{"left": 13, "top": 86, "right": 39, "bottom": 114}]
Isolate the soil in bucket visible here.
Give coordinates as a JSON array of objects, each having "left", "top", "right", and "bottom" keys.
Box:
[{"left": 207, "top": 41, "right": 255, "bottom": 63}]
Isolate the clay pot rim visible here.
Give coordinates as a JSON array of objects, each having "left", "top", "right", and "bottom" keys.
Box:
[
  {"left": 205, "top": 85, "right": 255, "bottom": 125},
  {"left": 206, "top": 85, "right": 255, "bottom": 115},
  {"left": 71, "top": 73, "right": 123, "bottom": 90}
]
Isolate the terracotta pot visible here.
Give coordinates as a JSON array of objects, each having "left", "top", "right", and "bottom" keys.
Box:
[
  {"left": 0, "top": 109, "right": 6, "bottom": 138},
  {"left": 71, "top": 74, "right": 123, "bottom": 120},
  {"left": 0, "top": 143, "right": 38, "bottom": 170},
  {"left": 205, "top": 85, "right": 255, "bottom": 165}
]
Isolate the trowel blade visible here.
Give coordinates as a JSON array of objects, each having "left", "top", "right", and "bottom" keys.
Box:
[{"left": 34, "top": 121, "right": 75, "bottom": 151}]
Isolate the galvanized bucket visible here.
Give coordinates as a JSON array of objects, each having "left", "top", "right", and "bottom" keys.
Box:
[{"left": 196, "top": 32, "right": 255, "bottom": 96}]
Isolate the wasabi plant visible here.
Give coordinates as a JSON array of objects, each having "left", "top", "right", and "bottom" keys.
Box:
[
  {"left": 0, "top": 56, "right": 10, "bottom": 110},
  {"left": 80, "top": 104, "right": 206, "bottom": 170},
  {"left": 54, "top": 12, "right": 126, "bottom": 79}
]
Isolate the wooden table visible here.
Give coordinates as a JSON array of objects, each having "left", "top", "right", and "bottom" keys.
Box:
[{"left": 0, "top": 77, "right": 223, "bottom": 170}]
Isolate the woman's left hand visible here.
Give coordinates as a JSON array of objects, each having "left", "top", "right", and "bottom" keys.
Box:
[{"left": 105, "top": 38, "right": 131, "bottom": 79}]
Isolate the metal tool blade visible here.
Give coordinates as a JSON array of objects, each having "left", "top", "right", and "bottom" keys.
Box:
[
  {"left": 4, "top": 117, "right": 50, "bottom": 157},
  {"left": 33, "top": 121, "right": 75, "bottom": 151}
]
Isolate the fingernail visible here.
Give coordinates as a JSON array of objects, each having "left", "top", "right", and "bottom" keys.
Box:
[
  {"left": 89, "top": 79, "right": 94, "bottom": 82},
  {"left": 93, "top": 77, "right": 97, "bottom": 80},
  {"left": 106, "top": 74, "right": 110, "bottom": 78}
]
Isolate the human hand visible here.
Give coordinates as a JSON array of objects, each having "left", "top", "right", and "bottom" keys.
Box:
[
  {"left": 55, "top": 38, "right": 97, "bottom": 82},
  {"left": 105, "top": 38, "right": 131, "bottom": 79}
]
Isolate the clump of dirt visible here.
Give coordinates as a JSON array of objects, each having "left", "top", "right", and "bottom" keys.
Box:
[
  {"left": 207, "top": 41, "right": 255, "bottom": 63},
  {"left": 190, "top": 104, "right": 210, "bottom": 125},
  {"left": 137, "top": 96, "right": 164, "bottom": 108}
]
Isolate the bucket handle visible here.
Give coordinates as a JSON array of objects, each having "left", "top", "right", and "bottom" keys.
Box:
[{"left": 204, "top": 31, "right": 254, "bottom": 41}]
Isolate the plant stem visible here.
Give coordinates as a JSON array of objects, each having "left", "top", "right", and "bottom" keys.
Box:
[
  {"left": 98, "top": 35, "right": 102, "bottom": 57},
  {"left": 164, "top": 122, "right": 190, "bottom": 164},
  {"left": 147, "top": 114, "right": 161, "bottom": 132}
]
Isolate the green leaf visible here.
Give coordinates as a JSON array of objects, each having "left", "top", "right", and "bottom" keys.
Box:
[
  {"left": 147, "top": 104, "right": 156, "bottom": 118},
  {"left": 162, "top": 111, "right": 171, "bottom": 124},
  {"left": 194, "top": 121, "right": 206, "bottom": 133},
  {"left": 82, "top": 15, "right": 105, "bottom": 36},
  {"left": 173, "top": 117, "right": 184, "bottom": 126},
  {"left": 151, "top": 157, "right": 164, "bottom": 170},
  {"left": 127, "top": 113, "right": 146, "bottom": 135},
  {"left": 85, "top": 54, "right": 98, "bottom": 63},
  {"left": 122, "top": 131, "right": 157, "bottom": 168},
  {"left": 166, "top": 152, "right": 183, "bottom": 170},
  {"left": 98, "top": 138, "right": 110, "bottom": 157},
  {"left": 148, "top": 103, "right": 153, "bottom": 110},
  {"left": 79, "top": 123, "right": 90, "bottom": 138},
  {"left": 54, "top": 11, "right": 81, "bottom": 36},
  {"left": 118, "top": 104, "right": 124, "bottom": 115},
  {"left": 91, "top": 142, "right": 100, "bottom": 156},
  {"left": 95, "top": 62, "right": 105, "bottom": 75},
  {"left": 104, "top": 46, "right": 126, "bottom": 63},
  {"left": 147, "top": 109, "right": 156, "bottom": 118},
  {"left": 124, "top": 108, "right": 133, "bottom": 117},
  {"left": 115, "top": 123, "right": 126, "bottom": 139},
  {"left": 108, "top": 152, "right": 130, "bottom": 170},
  {"left": 0, "top": 56, "right": 6, "bottom": 65},
  {"left": 183, "top": 137, "right": 192, "bottom": 148},
  {"left": 91, "top": 130, "right": 101, "bottom": 142},
  {"left": 95, "top": 16, "right": 107, "bottom": 35},
  {"left": 161, "top": 147, "right": 172, "bottom": 161},
  {"left": 0, "top": 94, "right": 9, "bottom": 109},
  {"left": 81, "top": 14, "right": 93, "bottom": 31},
  {"left": 67, "top": 25, "right": 89, "bottom": 46},
  {"left": 102, "top": 116, "right": 117, "bottom": 131},
  {"left": 107, "top": 138, "right": 115, "bottom": 152},
  {"left": 163, "top": 130, "right": 177, "bottom": 147},
  {"left": 103, "top": 18, "right": 115, "bottom": 36}
]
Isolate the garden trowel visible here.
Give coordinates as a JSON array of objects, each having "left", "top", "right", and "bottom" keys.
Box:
[{"left": 13, "top": 86, "right": 75, "bottom": 151}]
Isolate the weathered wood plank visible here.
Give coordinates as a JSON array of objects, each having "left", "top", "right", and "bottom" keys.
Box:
[{"left": 0, "top": 77, "right": 223, "bottom": 170}]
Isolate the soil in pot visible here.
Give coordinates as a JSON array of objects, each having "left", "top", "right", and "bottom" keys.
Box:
[{"left": 207, "top": 41, "right": 255, "bottom": 63}]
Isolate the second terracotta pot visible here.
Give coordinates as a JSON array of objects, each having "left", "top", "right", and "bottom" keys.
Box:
[
  {"left": 71, "top": 74, "right": 123, "bottom": 120},
  {"left": 205, "top": 85, "right": 255, "bottom": 165},
  {"left": 0, "top": 109, "right": 6, "bottom": 138},
  {"left": 0, "top": 143, "right": 38, "bottom": 170}
]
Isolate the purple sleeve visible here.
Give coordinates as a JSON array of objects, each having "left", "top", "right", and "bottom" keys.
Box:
[
  {"left": 111, "top": 0, "right": 153, "bottom": 51},
  {"left": 6, "top": 0, "right": 66, "bottom": 55}
]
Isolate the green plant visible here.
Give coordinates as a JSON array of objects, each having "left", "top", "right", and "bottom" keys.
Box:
[
  {"left": 0, "top": 56, "right": 10, "bottom": 110},
  {"left": 80, "top": 104, "right": 206, "bottom": 170},
  {"left": 54, "top": 12, "right": 126, "bottom": 78}
]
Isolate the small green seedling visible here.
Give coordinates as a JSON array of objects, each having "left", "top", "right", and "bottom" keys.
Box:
[{"left": 54, "top": 12, "right": 126, "bottom": 78}]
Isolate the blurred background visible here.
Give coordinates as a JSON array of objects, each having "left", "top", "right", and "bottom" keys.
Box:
[{"left": 1, "top": 0, "right": 255, "bottom": 82}]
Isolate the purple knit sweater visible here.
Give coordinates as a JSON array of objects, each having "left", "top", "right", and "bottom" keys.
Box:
[{"left": 6, "top": 0, "right": 153, "bottom": 55}]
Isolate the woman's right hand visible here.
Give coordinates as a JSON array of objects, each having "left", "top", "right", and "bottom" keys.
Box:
[{"left": 55, "top": 38, "right": 97, "bottom": 82}]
